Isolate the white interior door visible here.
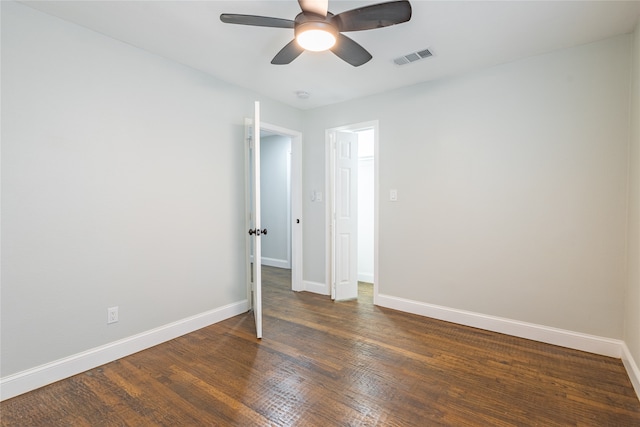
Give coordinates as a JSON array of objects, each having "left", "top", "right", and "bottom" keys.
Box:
[
  {"left": 245, "top": 101, "right": 262, "bottom": 338},
  {"left": 332, "top": 131, "right": 359, "bottom": 300}
]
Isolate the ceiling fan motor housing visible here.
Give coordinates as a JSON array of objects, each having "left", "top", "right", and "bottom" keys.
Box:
[{"left": 294, "top": 13, "right": 338, "bottom": 37}]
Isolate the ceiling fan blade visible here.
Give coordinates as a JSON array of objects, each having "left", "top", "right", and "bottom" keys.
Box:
[
  {"left": 330, "top": 34, "right": 372, "bottom": 67},
  {"left": 298, "top": 0, "right": 328, "bottom": 17},
  {"left": 332, "top": 0, "right": 412, "bottom": 32},
  {"left": 271, "top": 40, "right": 305, "bottom": 65},
  {"left": 220, "top": 14, "right": 294, "bottom": 29}
]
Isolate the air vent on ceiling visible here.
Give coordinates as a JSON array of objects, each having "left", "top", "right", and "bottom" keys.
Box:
[{"left": 393, "top": 48, "right": 433, "bottom": 66}]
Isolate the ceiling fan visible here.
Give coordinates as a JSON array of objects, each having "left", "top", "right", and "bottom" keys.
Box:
[{"left": 220, "top": 0, "right": 412, "bottom": 67}]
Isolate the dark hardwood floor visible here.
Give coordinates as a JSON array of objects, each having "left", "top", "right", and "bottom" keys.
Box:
[{"left": 2, "top": 266, "right": 639, "bottom": 426}]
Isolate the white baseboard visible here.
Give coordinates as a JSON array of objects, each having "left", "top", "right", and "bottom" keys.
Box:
[
  {"left": 303, "top": 280, "right": 329, "bottom": 295},
  {"left": 358, "top": 273, "right": 374, "bottom": 283},
  {"left": 4, "top": 294, "right": 638, "bottom": 403},
  {"left": 0, "top": 300, "right": 248, "bottom": 401},
  {"left": 622, "top": 343, "right": 640, "bottom": 399},
  {"left": 376, "top": 294, "right": 624, "bottom": 358},
  {"left": 378, "top": 293, "right": 640, "bottom": 401},
  {"left": 261, "top": 257, "right": 290, "bottom": 269}
]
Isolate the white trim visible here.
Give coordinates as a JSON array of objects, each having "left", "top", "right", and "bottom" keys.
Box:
[
  {"left": 303, "top": 280, "right": 330, "bottom": 295},
  {"left": 286, "top": 149, "right": 292, "bottom": 271},
  {"left": 376, "top": 294, "right": 624, "bottom": 358},
  {"left": 376, "top": 299, "right": 639, "bottom": 401},
  {"left": 289, "top": 133, "right": 303, "bottom": 293},
  {"left": 372, "top": 122, "right": 379, "bottom": 306},
  {"left": 0, "top": 300, "right": 248, "bottom": 401},
  {"left": 261, "top": 257, "right": 290, "bottom": 269},
  {"left": 622, "top": 343, "right": 640, "bottom": 400},
  {"left": 325, "top": 129, "right": 335, "bottom": 299}
]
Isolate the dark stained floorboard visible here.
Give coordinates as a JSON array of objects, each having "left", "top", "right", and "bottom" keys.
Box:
[{"left": 2, "top": 266, "right": 639, "bottom": 426}]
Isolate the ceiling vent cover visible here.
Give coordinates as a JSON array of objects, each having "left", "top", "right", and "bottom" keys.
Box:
[{"left": 394, "top": 48, "right": 433, "bottom": 66}]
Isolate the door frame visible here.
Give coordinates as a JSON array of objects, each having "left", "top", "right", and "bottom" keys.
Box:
[
  {"left": 248, "top": 120, "right": 303, "bottom": 293},
  {"left": 325, "top": 120, "right": 379, "bottom": 302}
]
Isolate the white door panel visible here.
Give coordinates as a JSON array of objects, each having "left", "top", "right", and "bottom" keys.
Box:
[
  {"left": 333, "top": 131, "right": 358, "bottom": 301},
  {"left": 245, "top": 101, "right": 262, "bottom": 339}
]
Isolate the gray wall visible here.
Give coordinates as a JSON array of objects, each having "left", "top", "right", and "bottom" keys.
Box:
[
  {"left": 0, "top": 2, "right": 302, "bottom": 376},
  {"left": 302, "top": 35, "right": 633, "bottom": 339},
  {"left": 260, "top": 135, "right": 291, "bottom": 267}
]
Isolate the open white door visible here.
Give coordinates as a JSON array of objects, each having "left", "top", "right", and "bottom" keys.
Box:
[
  {"left": 245, "top": 101, "right": 262, "bottom": 338},
  {"left": 332, "top": 131, "right": 359, "bottom": 300}
]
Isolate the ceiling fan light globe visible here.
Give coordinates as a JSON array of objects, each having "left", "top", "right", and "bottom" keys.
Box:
[
  {"left": 294, "top": 20, "right": 338, "bottom": 52},
  {"left": 297, "top": 29, "right": 336, "bottom": 51}
]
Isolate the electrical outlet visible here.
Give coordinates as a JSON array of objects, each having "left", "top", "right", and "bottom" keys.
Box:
[{"left": 107, "top": 306, "right": 119, "bottom": 324}]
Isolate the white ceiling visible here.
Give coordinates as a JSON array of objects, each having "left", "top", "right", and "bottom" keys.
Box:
[{"left": 21, "top": 1, "right": 640, "bottom": 110}]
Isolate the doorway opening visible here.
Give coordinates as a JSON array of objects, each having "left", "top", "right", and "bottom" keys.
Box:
[
  {"left": 260, "top": 130, "right": 292, "bottom": 271},
  {"left": 259, "top": 129, "right": 296, "bottom": 295},
  {"left": 326, "top": 121, "right": 378, "bottom": 302},
  {"left": 258, "top": 123, "right": 303, "bottom": 293}
]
